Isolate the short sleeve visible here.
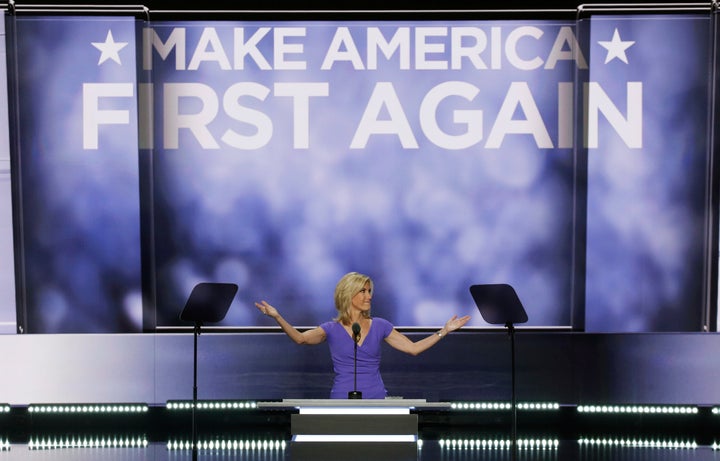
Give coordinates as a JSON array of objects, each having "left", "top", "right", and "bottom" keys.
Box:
[
  {"left": 319, "top": 321, "right": 335, "bottom": 334},
  {"left": 373, "top": 317, "right": 394, "bottom": 338}
]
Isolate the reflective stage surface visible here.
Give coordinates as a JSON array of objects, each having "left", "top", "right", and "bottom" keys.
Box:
[{"left": 0, "top": 440, "right": 718, "bottom": 461}]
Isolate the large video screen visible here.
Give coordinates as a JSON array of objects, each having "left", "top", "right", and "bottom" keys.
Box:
[
  {"left": 581, "top": 14, "right": 713, "bottom": 332},
  {"left": 10, "top": 16, "right": 143, "bottom": 333},
  {"left": 6, "top": 12, "right": 714, "bottom": 332},
  {"left": 147, "top": 19, "right": 584, "bottom": 329}
]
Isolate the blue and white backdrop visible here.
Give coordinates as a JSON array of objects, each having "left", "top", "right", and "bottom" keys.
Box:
[
  {"left": 0, "top": 7, "right": 717, "bottom": 404},
  {"left": 5, "top": 13, "right": 713, "bottom": 334}
]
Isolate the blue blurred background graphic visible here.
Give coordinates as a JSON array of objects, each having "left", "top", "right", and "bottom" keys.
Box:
[{"left": 7, "top": 13, "right": 714, "bottom": 333}]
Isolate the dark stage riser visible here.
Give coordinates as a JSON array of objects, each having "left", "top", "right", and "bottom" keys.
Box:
[{"left": 1, "top": 332, "right": 720, "bottom": 405}]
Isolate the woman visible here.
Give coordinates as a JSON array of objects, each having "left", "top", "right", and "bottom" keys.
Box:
[{"left": 255, "top": 271, "right": 471, "bottom": 399}]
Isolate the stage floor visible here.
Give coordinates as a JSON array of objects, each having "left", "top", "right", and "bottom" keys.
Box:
[
  {"left": 2, "top": 402, "right": 719, "bottom": 461},
  {"left": 0, "top": 440, "right": 717, "bottom": 461}
]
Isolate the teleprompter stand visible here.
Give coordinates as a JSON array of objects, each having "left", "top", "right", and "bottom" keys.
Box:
[
  {"left": 179, "top": 282, "right": 238, "bottom": 461},
  {"left": 469, "top": 283, "right": 528, "bottom": 461}
]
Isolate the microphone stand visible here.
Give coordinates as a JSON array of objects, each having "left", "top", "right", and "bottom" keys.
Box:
[{"left": 348, "top": 326, "right": 362, "bottom": 399}]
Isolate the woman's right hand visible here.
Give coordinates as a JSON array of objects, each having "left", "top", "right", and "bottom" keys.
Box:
[{"left": 255, "top": 300, "right": 279, "bottom": 319}]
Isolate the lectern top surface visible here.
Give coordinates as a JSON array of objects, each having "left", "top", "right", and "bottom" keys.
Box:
[{"left": 257, "top": 399, "right": 452, "bottom": 409}]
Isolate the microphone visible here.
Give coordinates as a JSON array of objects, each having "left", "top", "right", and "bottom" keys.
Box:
[{"left": 348, "top": 322, "right": 362, "bottom": 399}]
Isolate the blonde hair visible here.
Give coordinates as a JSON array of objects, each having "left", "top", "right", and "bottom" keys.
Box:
[{"left": 334, "top": 272, "right": 373, "bottom": 325}]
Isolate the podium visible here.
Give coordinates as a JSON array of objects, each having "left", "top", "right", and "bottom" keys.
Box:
[{"left": 258, "top": 399, "right": 450, "bottom": 461}]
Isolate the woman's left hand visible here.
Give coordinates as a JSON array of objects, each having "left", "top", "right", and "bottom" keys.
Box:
[{"left": 444, "top": 314, "right": 471, "bottom": 333}]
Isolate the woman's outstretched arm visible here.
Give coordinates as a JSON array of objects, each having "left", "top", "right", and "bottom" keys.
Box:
[
  {"left": 384, "top": 314, "right": 471, "bottom": 356},
  {"left": 255, "top": 300, "right": 326, "bottom": 345}
]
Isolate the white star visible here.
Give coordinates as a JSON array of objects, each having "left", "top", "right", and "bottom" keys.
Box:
[
  {"left": 598, "top": 28, "right": 635, "bottom": 64},
  {"left": 91, "top": 30, "right": 128, "bottom": 65}
]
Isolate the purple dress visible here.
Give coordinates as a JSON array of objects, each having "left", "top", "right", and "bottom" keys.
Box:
[{"left": 320, "top": 318, "right": 394, "bottom": 399}]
